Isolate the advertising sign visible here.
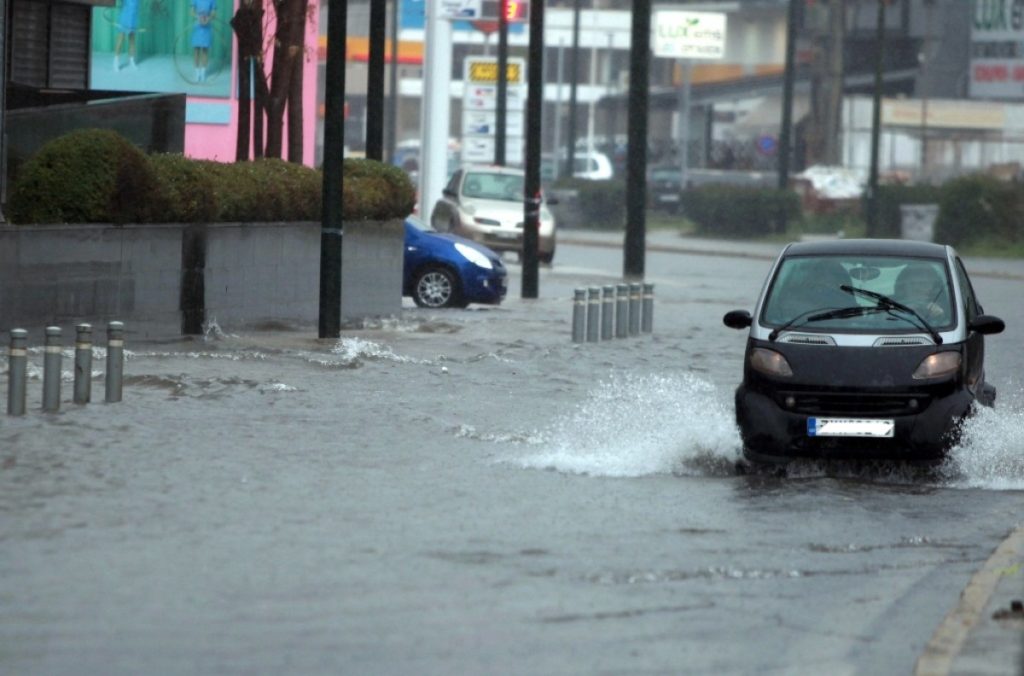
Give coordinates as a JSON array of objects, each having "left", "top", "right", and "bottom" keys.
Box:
[
  {"left": 90, "top": 0, "right": 234, "bottom": 98},
  {"left": 462, "top": 56, "right": 526, "bottom": 166},
  {"left": 651, "top": 10, "right": 727, "bottom": 60},
  {"left": 970, "top": 0, "right": 1024, "bottom": 100}
]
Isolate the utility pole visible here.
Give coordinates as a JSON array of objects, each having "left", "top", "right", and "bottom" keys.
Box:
[
  {"left": 623, "top": 0, "right": 650, "bottom": 279},
  {"left": 565, "top": 0, "right": 581, "bottom": 178},
  {"left": 366, "top": 0, "right": 386, "bottom": 160},
  {"left": 866, "top": 0, "right": 886, "bottom": 237},
  {"left": 495, "top": 0, "right": 508, "bottom": 165},
  {"left": 521, "top": 0, "right": 544, "bottom": 297},
  {"left": 386, "top": 0, "right": 400, "bottom": 163},
  {"left": 777, "top": 0, "right": 798, "bottom": 191},
  {"left": 319, "top": 0, "right": 348, "bottom": 338}
]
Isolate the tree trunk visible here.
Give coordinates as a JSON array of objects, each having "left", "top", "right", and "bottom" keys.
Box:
[
  {"left": 265, "top": 0, "right": 308, "bottom": 159},
  {"left": 287, "top": 42, "right": 304, "bottom": 163},
  {"left": 231, "top": 0, "right": 265, "bottom": 161}
]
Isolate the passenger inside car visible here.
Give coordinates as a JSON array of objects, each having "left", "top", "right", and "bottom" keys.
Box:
[{"left": 774, "top": 258, "right": 852, "bottom": 319}]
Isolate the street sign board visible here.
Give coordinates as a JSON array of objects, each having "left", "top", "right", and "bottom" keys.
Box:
[
  {"left": 652, "top": 11, "right": 727, "bottom": 60},
  {"left": 462, "top": 56, "right": 527, "bottom": 166},
  {"left": 441, "top": 0, "right": 482, "bottom": 20}
]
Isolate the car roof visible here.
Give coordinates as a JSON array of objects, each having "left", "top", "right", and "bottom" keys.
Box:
[
  {"left": 782, "top": 238, "right": 950, "bottom": 260},
  {"left": 459, "top": 164, "right": 525, "bottom": 176}
]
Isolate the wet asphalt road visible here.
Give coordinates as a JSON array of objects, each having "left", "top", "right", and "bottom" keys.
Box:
[{"left": 1, "top": 235, "right": 1022, "bottom": 675}]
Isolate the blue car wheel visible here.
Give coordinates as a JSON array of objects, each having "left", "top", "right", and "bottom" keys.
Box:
[{"left": 413, "top": 266, "right": 465, "bottom": 308}]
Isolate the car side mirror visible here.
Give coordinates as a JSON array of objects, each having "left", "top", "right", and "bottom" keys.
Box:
[
  {"left": 442, "top": 188, "right": 457, "bottom": 199},
  {"left": 969, "top": 314, "right": 1005, "bottom": 335},
  {"left": 546, "top": 195, "right": 560, "bottom": 206},
  {"left": 723, "top": 310, "right": 752, "bottom": 329}
]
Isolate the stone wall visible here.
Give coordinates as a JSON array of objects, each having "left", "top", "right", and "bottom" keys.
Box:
[{"left": 0, "top": 221, "right": 404, "bottom": 339}]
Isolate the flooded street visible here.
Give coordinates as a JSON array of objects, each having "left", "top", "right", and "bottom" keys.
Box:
[{"left": 1, "top": 238, "right": 1023, "bottom": 675}]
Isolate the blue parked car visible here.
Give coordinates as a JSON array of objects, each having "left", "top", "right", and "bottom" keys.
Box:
[{"left": 403, "top": 215, "right": 507, "bottom": 308}]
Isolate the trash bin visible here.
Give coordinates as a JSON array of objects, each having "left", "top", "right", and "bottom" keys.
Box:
[{"left": 899, "top": 204, "right": 938, "bottom": 242}]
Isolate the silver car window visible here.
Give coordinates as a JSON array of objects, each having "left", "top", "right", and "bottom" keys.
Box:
[{"left": 462, "top": 172, "right": 524, "bottom": 202}]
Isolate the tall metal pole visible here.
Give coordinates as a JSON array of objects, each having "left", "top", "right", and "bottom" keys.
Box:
[
  {"left": 623, "top": 0, "right": 650, "bottom": 279},
  {"left": 319, "top": 0, "right": 348, "bottom": 338},
  {"left": 521, "top": 0, "right": 544, "bottom": 298},
  {"left": 366, "top": 0, "right": 386, "bottom": 160},
  {"left": 866, "top": 0, "right": 886, "bottom": 237},
  {"left": 387, "top": 0, "right": 400, "bottom": 162},
  {"left": 777, "top": 0, "right": 798, "bottom": 191},
  {"left": 565, "top": 0, "right": 581, "bottom": 177},
  {"left": 419, "top": 1, "right": 453, "bottom": 223},
  {"left": 495, "top": 0, "right": 508, "bottom": 165},
  {"left": 0, "top": 0, "right": 7, "bottom": 222}
]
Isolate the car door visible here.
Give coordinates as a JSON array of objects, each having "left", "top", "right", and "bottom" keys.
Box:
[{"left": 431, "top": 170, "right": 463, "bottom": 231}]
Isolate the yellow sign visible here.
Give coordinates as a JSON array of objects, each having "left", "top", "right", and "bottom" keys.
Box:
[{"left": 468, "top": 61, "right": 522, "bottom": 84}]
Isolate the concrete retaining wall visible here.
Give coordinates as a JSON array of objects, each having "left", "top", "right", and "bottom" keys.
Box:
[{"left": 0, "top": 221, "right": 404, "bottom": 338}]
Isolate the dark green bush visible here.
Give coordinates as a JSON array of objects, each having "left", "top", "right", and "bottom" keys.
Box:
[
  {"left": 9, "top": 128, "right": 161, "bottom": 224},
  {"left": 148, "top": 153, "right": 218, "bottom": 223},
  {"left": 340, "top": 158, "right": 416, "bottom": 221},
  {"left": 875, "top": 183, "right": 944, "bottom": 238},
  {"left": 551, "top": 178, "right": 625, "bottom": 229},
  {"left": 681, "top": 185, "right": 800, "bottom": 237},
  {"left": 934, "top": 174, "right": 1022, "bottom": 247}
]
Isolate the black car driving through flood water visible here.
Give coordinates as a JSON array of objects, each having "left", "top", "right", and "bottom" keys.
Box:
[{"left": 723, "top": 239, "right": 1005, "bottom": 466}]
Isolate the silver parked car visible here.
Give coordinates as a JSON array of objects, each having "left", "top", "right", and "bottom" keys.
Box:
[{"left": 429, "top": 165, "right": 557, "bottom": 264}]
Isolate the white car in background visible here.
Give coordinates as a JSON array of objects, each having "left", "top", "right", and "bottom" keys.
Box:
[{"left": 429, "top": 165, "right": 558, "bottom": 264}]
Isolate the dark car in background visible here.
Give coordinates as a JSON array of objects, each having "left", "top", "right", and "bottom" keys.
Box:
[
  {"left": 647, "top": 164, "right": 683, "bottom": 213},
  {"left": 403, "top": 215, "right": 507, "bottom": 309},
  {"left": 723, "top": 239, "right": 1005, "bottom": 467}
]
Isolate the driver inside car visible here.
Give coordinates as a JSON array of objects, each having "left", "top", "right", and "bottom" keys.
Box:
[{"left": 893, "top": 262, "right": 949, "bottom": 322}]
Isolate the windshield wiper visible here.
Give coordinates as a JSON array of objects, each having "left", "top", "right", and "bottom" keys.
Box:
[
  {"left": 840, "top": 284, "right": 943, "bottom": 344},
  {"left": 768, "top": 305, "right": 885, "bottom": 341}
]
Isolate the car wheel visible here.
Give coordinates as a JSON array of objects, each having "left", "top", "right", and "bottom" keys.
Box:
[
  {"left": 413, "top": 266, "right": 463, "bottom": 308},
  {"left": 539, "top": 247, "right": 555, "bottom": 265}
]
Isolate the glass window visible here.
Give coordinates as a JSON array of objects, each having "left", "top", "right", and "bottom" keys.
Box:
[
  {"left": 462, "top": 171, "right": 524, "bottom": 202},
  {"left": 761, "top": 255, "right": 955, "bottom": 332},
  {"left": 955, "top": 258, "right": 979, "bottom": 320}
]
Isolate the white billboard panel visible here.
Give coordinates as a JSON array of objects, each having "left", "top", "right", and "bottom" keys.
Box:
[
  {"left": 969, "top": 0, "right": 1024, "bottom": 100},
  {"left": 652, "top": 11, "right": 727, "bottom": 60}
]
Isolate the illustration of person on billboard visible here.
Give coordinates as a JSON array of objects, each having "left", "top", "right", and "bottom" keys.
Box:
[
  {"left": 113, "top": 0, "right": 140, "bottom": 71},
  {"left": 191, "top": 0, "right": 216, "bottom": 82}
]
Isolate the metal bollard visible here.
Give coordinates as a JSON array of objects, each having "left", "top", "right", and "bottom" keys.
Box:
[
  {"left": 628, "top": 283, "right": 642, "bottom": 336},
  {"left": 615, "top": 284, "right": 629, "bottom": 338},
  {"left": 105, "top": 321, "right": 125, "bottom": 403},
  {"left": 74, "top": 323, "right": 93, "bottom": 405},
  {"left": 586, "top": 287, "right": 601, "bottom": 342},
  {"left": 642, "top": 283, "right": 655, "bottom": 334},
  {"left": 42, "top": 326, "right": 62, "bottom": 412},
  {"left": 571, "top": 289, "right": 586, "bottom": 343},
  {"left": 601, "top": 285, "right": 615, "bottom": 341},
  {"left": 7, "top": 329, "right": 28, "bottom": 416}
]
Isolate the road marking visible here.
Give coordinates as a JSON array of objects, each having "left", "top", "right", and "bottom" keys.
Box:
[{"left": 915, "top": 522, "right": 1024, "bottom": 676}]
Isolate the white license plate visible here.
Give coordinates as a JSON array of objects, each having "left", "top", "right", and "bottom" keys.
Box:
[
  {"left": 492, "top": 231, "right": 518, "bottom": 240},
  {"left": 807, "top": 418, "right": 894, "bottom": 438}
]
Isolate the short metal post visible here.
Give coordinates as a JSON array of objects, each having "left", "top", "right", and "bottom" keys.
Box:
[
  {"left": 7, "top": 329, "right": 28, "bottom": 416},
  {"left": 74, "top": 323, "right": 93, "bottom": 405},
  {"left": 586, "top": 287, "right": 600, "bottom": 342},
  {"left": 105, "top": 321, "right": 124, "bottom": 403},
  {"left": 642, "top": 283, "right": 655, "bottom": 334},
  {"left": 601, "top": 285, "right": 614, "bottom": 341},
  {"left": 42, "top": 326, "right": 61, "bottom": 412},
  {"left": 571, "top": 289, "right": 586, "bottom": 343},
  {"left": 628, "top": 283, "right": 642, "bottom": 336},
  {"left": 615, "top": 284, "right": 629, "bottom": 338}
]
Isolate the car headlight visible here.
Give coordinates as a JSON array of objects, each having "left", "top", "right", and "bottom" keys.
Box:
[
  {"left": 749, "top": 347, "right": 793, "bottom": 377},
  {"left": 912, "top": 352, "right": 961, "bottom": 380},
  {"left": 454, "top": 242, "right": 493, "bottom": 270}
]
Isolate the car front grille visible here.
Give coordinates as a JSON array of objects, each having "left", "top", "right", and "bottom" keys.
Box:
[{"left": 778, "top": 391, "right": 930, "bottom": 416}]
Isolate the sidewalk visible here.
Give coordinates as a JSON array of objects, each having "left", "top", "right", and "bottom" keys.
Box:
[{"left": 558, "top": 228, "right": 1024, "bottom": 281}]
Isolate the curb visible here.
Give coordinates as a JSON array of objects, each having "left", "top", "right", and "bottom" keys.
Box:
[{"left": 915, "top": 522, "right": 1024, "bottom": 675}]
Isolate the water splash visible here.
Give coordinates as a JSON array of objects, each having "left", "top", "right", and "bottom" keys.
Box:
[
  {"left": 942, "top": 403, "right": 1024, "bottom": 490},
  {"left": 514, "top": 373, "right": 741, "bottom": 477},
  {"left": 328, "top": 337, "right": 425, "bottom": 366}
]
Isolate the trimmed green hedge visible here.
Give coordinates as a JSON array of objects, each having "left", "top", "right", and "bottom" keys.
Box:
[
  {"left": 934, "top": 174, "right": 1022, "bottom": 247},
  {"left": 9, "top": 129, "right": 161, "bottom": 225},
  {"left": 681, "top": 185, "right": 800, "bottom": 237},
  {"left": 9, "top": 129, "right": 414, "bottom": 225}
]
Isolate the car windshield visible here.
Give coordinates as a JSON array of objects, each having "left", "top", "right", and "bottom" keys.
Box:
[
  {"left": 650, "top": 168, "right": 680, "bottom": 181},
  {"left": 761, "top": 254, "right": 956, "bottom": 332},
  {"left": 462, "top": 171, "right": 524, "bottom": 202}
]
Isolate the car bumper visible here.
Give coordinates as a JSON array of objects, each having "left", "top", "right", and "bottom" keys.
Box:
[
  {"left": 735, "top": 386, "right": 973, "bottom": 464},
  {"left": 462, "top": 268, "right": 507, "bottom": 304},
  {"left": 459, "top": 225, "right": 555, "bottom": 256}
]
